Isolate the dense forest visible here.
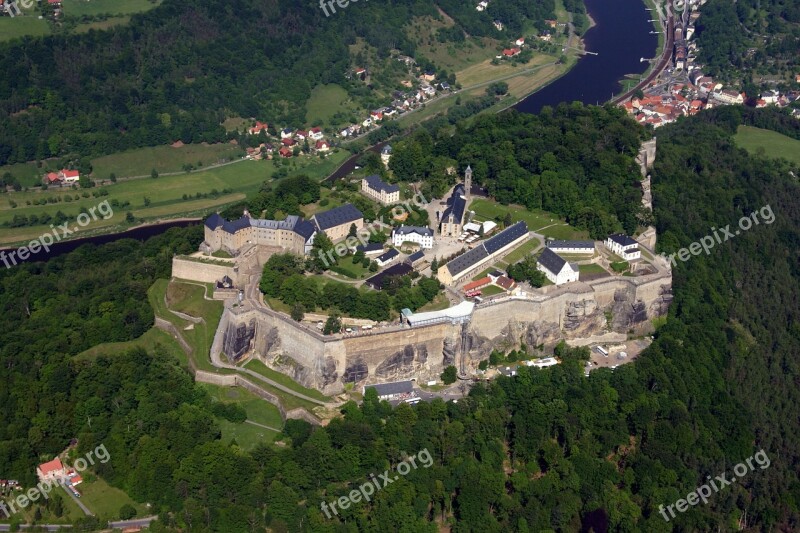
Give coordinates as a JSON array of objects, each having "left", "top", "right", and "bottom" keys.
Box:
[
  {"left": 696, "top": 0, "right": 800, "bottom": 90},
  {"left": 389, "top": 104, "right": 649, "bottom": 238},
  {"left": 0, "top": 0, "right": 556, "bottom": 166},
  {"left": 1, "top": 106, "right": 799, "bottom": 531}
]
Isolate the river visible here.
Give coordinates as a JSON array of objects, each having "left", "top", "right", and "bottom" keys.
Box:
[
  {"left": 5, "top": 0, "right": 657, "bottom": 265},
  {"left": 515, "top": 0, "right": 658, "bottom": 113}
]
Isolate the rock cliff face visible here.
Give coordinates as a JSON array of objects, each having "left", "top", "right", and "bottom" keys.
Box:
[{"left": 219, "top": 270, "right": 672, "bottom": 394}]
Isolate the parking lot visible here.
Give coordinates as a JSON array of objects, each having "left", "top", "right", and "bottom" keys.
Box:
[{"left": 585, "top": 337, "right": 652, "bottom": 374}]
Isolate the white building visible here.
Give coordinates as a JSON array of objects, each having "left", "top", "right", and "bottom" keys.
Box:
[
  {"left": 605, "top": 233, "right": 641, "bottom": 261},
  {"left": 392, "top": 225, "right": 434, "bottom": 249},
  {"left": 546, "top": 240, "right": 595, "bottom": 254},
  {"left": 536, "top": 248, "right": 579, "bottom": 286}
]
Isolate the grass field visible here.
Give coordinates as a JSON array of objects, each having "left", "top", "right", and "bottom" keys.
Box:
[
  {"left": 0, "top": 149, "right": 349, "bottom": 246},
  {"left": 470, "top": 199, "right": 586, "bottom": 240},
  {"left": 91, "top": 143, "right": 243, "bottom": 179},
  {"left": 75, "top": 475, "right": 148, "bottom": 521},
  {"left": 306, "top": 84, "right": 353, "bottom": 126},
  {"left": 0, "top": 14, "right": 50, "bottom": 43},
  {"left": 0, "top": 161, "right": 44, "bottom": 187},
  {"left": 72, "top": 15, "right": 131, "bottom": 33},
  {"left": 201, "top": 383, "right": 284, "bottom": 449},
  {"left": 579, "top": 263, "right": 608, "bottom": 275},
  {"left": 734, "top": 125, "right": 800, "bottom": 165},
  {"left": 77, "top": 326, "right": 188, "bottom": 365},
  {"left": 62, "top": 0, "right": 161, "bottom": 17},
  {"left": 481, "top": 284, "right": 505, "bottom": 296},
  {"left": 500, "top": 238, "right": 541, "bottom": 264}
]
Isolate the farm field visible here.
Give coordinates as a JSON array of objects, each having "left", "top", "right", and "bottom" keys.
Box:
[
  {"left": 90, "top": 143, "right": 244, "bottom": 179},
  {"left": 0, "top": 150, "right": 349, "bottom": 246},
  {"left": 74, "top": 475, "right": 149, "bottom": 521},
  {"left": 734, "top": 126, "right": 800, "bottom": 165},
  {"left": 306, "top": 84, "right": 355, "bottom": 126},
  {"left": 0, "top": 14, "right": 49, "bottom": 43},
  {"left": 62, "top": 0, "right": 161, "bottom": 17}
]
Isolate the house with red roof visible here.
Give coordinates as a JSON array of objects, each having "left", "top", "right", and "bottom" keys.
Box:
[
  {"left": 502, "top": 48, "right": 521, "bottom": 57},
  {"left": 281, "top": 138, "right": 296, "bottom": 147},
  {"left": 314, "top": 140, "right": 330, "bottom": 153},
  {"left": 278, "top": 147, "right": 293, "bottom": 158},
  {"left": 309, "top": 127, "right": 324, "bottom": 141},
  {"left": 248, "top": 121, "right": 268, "bottom": 135},
  {"left": 37, "top": 458, "right": 65, "bottom": 482}
]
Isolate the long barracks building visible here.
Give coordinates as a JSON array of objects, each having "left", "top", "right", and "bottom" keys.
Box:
[
  {"left": 438, "top": 221, "right": 529, "bottom": 285},
  {"left": 203, "top": 203, "right": 363, "bottom": 256}
]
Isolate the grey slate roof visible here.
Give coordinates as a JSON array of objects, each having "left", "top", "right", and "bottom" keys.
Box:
[
  {"left": 537, "top": 247, "right": 567, "bottom": 275},
  {"left": 446, "top": 245, "right": 489, "bottom": 277},
  {"left": 484, "top": 221, "right": 527, "bottom": 254},
  {"left": 367, "top": 380, "right": 413, "bottom": 397},
  {"left": 205, "top": 213, "right": 316, "bottom": 240},
  {"left": 364, "top": 174, "right": 400, "bottom": 194},
  {"left": 441, "top": 184, "right": 466, "bottom": 225},
  {"left": 313, "top": 203, "right": 364, "bottom": 230},
  {"left": 393, "top": 225, "right": 432, "bottom": 237},
  {"left": 407, "top": 251, "right": 425, "bottom": 263},
  {"left": 608, "top": 233, "right": 637, "bottom": 247},
  {"left": 377, "top": 248, "right": 400, "bottom": 263},
  {"left": 357, "top": 243, "right": 384, "bottom": 253}
]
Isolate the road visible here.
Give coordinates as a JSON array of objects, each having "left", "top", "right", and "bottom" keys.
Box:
[
  {"left": 61, "top": 485, "right": 92, "bottom": 517},
  {"left": 108, "top": 516, "right": 159, "bottom": 529}
]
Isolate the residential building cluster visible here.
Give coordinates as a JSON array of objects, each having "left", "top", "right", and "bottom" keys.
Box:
[
  {"left": 621, "top": 1, "right": 800, "bottom": 127},
  {"left": 41, "top": 169, "right": 80, "bottom": 187},
  {"left": 244, "top": 124, "right": 330, "bottom": 160}
]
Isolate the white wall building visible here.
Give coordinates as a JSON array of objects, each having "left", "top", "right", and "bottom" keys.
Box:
[
  {"left": 392, "top": 225, "right": 434, "bottom": 249},
  {"left": 605, "top": 234, "right": 641, "bottom": 261},
  {"left": 536, "top": 248, "right": 580, "bottom": 286}
]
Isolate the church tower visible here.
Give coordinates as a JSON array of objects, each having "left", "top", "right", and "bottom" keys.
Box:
[{"left": 464, "top": 165, "right": 472, "bottom": 200}]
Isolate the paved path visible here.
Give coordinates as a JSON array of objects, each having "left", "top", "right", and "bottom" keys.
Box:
[
  {"left": 61, "top": 485, "right": 92, "bottom": 516},
  {"left": 108, "top": 515, "right": 159, "bottom": 529},
  {"left": 245, "top": 419, "right": 282, "bottom": 432}
]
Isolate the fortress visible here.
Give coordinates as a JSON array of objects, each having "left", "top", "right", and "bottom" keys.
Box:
[
  {"left": 211, "top": 264, "right": 672, "bottom": 395},
  {"left": 173, "top": 138, "right": 668, "bottom": 396}
]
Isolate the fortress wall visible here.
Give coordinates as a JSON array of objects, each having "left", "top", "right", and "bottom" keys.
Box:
[
  {"left": 172, "top": 257, "right": 237, "bottom": 285},
  {"left": 219, "top": 271, "right": 672, "bottom": 393}
]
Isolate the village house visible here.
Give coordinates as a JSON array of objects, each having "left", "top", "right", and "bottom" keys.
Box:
[
  {"left": 502, "top": 48, "right": 521, "bottom": 58},
  {"left": 314, "top": 140, "right": 330, "bottom": 153},
  {"left": 280, "top": 128, "right": 294, "bottom": 139},
  {"left": 309, "top": 127, "right": 324, "bottom": 140},
  {"left": 37, "top": 458, "right": 66, "bottom": 482},
  {"left": 248, "top": 121, "right": 268, "bottom": 135},
  {"left": 536, "top": 248, "right": 579, "bottom": 286}
]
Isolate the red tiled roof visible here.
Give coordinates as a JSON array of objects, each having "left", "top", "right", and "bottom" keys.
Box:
[
  {"left": 495, "top": 276, "right": 515, "bottom": 290},
  {"left": 463, "top": 277, "right": 491, "bottom": 292},
  {"left": 38, "top": 458, "right": 64, "bottom": 476},
  {"left": 62, "top": 169, "right": 79, "bottom": 178}
]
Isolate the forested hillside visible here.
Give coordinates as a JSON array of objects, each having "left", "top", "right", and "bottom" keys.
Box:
[
  {"left": 1, "top": 106, "right": 799, "bottom": 531},
  {"left": 696, "top": 0, "right": 800, "bottom": 90},
  {"left": 389, "top": 104, "right": 649, "bottom": 238},
  {"left": 0, "top": 0, "right": 556, "bottom": 166}
]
